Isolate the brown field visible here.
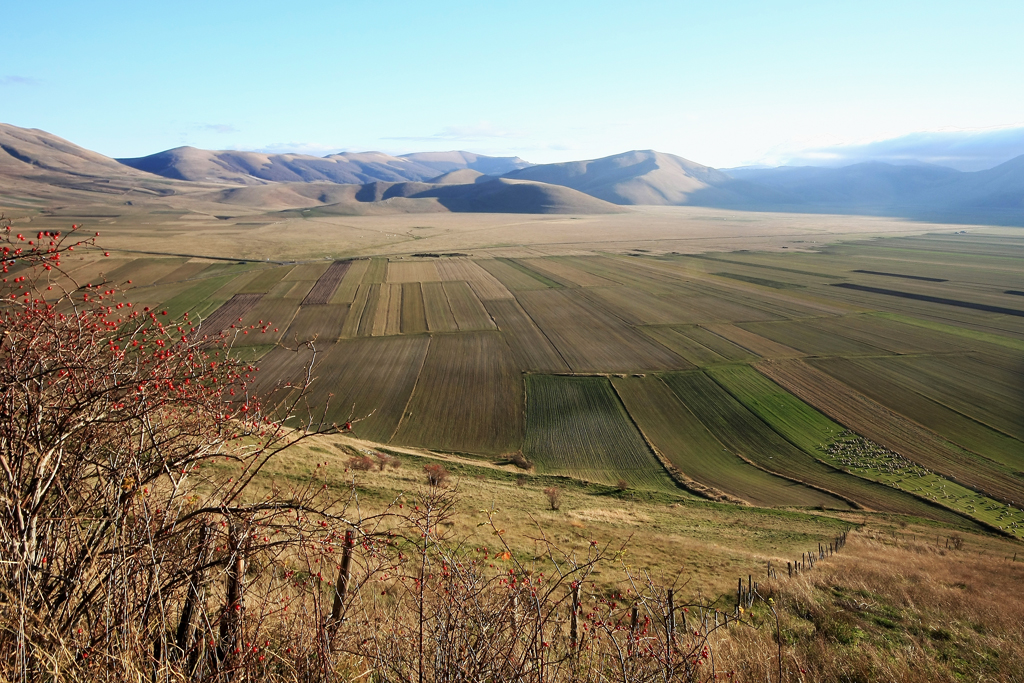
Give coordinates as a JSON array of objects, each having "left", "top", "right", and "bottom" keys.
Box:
[
  {"left": 640, "top": 326, "right": 725, "bottom": 366},
  {"left": 153, "top": 260, "right": 217, "bottom": 285},
  {"left": 283, "top": 304, "right": 350, "bottom": 342},
  {"left": 477, "top": 257, "right": 554, "bottom": 290},
  {"left": 518, "top": 257, "right": 619, "bottom": 287},
  {"left": 516, "top": 289, "right": 686, "bottom": 372},
  {"left": 197, "top": 293, "right": 265, "bottom": 334},
  {"left": 281, "top": 262, "right": 331, "bottom": 281},
  {"left": 442, "top": 281, "right": 496, "bottom": 331},
  {"left": 392, "top": 332, "right": 524, "bottom": 455},
  {"left": 483, "top": 298, "right": 570, "bottom": 373},
  {"left": 362, "top": 257, "right": 387, "bottom": 283},
  {"left": 422, "top": 282, "right": 458, "bottom": 332},
  {"left": 684, "top": 325, "right": 758, "bottom": 361},
  {"left": 235, "top": 265, "right": 292, "bottom": 294},
  {"left": 386, "top": 260, "right": 439, "bottom": 283},
  {"left": 700, "top": 322, "right": 806, "bottom": 358},
  {"left": 281, "top": 279, "right": 317, "bottom": 300},
  {"left": 301, "top": 260, "right": 351, "bottom": 304},
  {"left": 435, "top": 258, "right": 515, "bottom": 300},
  {"left": 253, "top": 335, "right": 429, "bottom": 443},
  {"left": 399, "top": 282, "right": 428, "bottom": 334}
]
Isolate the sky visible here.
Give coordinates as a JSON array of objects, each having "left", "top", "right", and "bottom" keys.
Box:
[{"left": 2, "top": 0, "right": 1023, "bottom": 168}]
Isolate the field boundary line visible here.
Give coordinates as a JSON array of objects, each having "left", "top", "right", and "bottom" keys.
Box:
[
  {"left": 610, "top": 379, "right": 748, "bottom": 505},
  {"left": 387, "top": 335, "right": 432, "bottom": 443},
  {"left": 510, "top": 293, "right": 573, "bottom": 373}
]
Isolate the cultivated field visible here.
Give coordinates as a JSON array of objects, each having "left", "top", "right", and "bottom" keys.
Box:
[{"left": 35, "top": 208, "right": 1024, "bottom": 539}]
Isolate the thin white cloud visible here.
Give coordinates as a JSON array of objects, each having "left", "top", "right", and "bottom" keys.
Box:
[
  {"left": 385, "top": 121, "right": 524, "bottom": 142},
  {"left": 200, "top": 123, "right": 239, "bottom": 134},
  {"left": 248, "top": 142, "right": 351, "bottom": 156},
  {"left": 0, "top": 75, "right": 40, "bottom": 86}
]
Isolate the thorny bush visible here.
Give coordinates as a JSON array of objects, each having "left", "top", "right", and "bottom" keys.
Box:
[{"left": 0, "top": 218, "right": 361, "bottom": 681}]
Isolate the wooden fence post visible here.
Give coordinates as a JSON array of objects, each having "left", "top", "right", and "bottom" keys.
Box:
[
  {"left": 570, "top": 582, "right": 581, "bottom": 650},
  {"left": 217, "top": 528, "right": 246, "bottom": 667},
  {"left": 330, "top": 529, "right": 356, "bottom": 626},
  {"left": 667, "top": 589, "right": 675, "bottom": 639},
  {"left": 175, "top": 523, "right": 211, "bottom": 665}
]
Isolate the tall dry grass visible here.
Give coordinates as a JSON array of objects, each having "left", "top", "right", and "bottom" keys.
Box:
[{"left": 713, "top": 530, "right": 1024, "bottom": 682}]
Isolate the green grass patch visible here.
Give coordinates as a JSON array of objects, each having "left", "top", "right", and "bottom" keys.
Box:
[
  {"left": 523, "top": 375, "right": 678, "bottom": 492},
  {"left": 705, "top": 364, "right": 846, "bottom": 454},
  {"left": 870, "top": 312, "right": 1024, "bottom": 352},
  {"left": 159, "top": 274, "right": 238, "bottom": 320}
]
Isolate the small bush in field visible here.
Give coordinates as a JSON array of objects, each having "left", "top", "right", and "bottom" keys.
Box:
[
  {"left": 377, "top": 453, "right": 401, "bottom": 470},
  {"left": 348, "top": 455, "right": 376, "bottom": 471},
  {"left": 424, "top": 463, "right": 450, "bottom": 487},
  {"left": 615, "top": 478, "right": 629, "bottom": 491},
  {"left": 509, "top": 451, "right": 533, "bottom": 470},
  {"left": 515, "top": 474, "right": 528, "bottom": 487},
  {"left": 543, "top": 486, "right": 563, "bottom": 511}
]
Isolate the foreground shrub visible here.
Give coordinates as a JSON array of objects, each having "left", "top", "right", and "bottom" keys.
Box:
[
  {"left": 0, "top": 220, "right": 350, "bottom": 681},
  {"left": 424, "top": 462, "right": 450, "bottom": 486},
  {"left": 544, "top": 486, "right": 564, "bottom": 510}
]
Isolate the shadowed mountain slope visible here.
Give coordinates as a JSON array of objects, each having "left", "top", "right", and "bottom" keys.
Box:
[
  {"left": 725, "top": 157, "right": 1024, "bottom": 224},
  {"left": 208, "top": 178, "right": 624, "bottom": 214},
  {"left": 0, "top": 123, "right": 151, "bottom": 179}
]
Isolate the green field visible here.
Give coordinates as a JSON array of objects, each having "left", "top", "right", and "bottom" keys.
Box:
[
  {"left": 706, "top": 364, "right": 1004, "bottom": 530},
  {"left": 611, "top": 374, "right": 837, "bottom": 507},
  {"left": 523, "top": 375, "right": 678, "bottom": 492}
]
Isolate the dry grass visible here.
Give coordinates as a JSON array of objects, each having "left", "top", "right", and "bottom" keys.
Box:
[{"left": 713, "top": 531, "right": 1024, "bottom": 682}]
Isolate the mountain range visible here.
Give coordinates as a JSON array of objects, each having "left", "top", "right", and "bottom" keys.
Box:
[{"left": 1, "top": 122, "right": 1021, "bottom": 223}]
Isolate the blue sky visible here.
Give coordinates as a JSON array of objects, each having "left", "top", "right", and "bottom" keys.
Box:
[{"left": 2, "top": 0, "right": 1023, "bottom": 167}]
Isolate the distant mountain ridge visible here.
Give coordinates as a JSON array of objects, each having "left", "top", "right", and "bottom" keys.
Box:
[
  {"left": 722, "top": 159, "right": 1024, "bottom": 222},
  {"left": 117, "top": 147, "right": 531, "bottom": 185},
  {"left": 1, "top": 122, "right": 1021, "bottom": 224}
]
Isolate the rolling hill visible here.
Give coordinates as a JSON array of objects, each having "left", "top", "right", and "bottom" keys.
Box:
[
  {"left": 208, "top": 177, "right": 625, "bottom": 214},
  {"left": 502, "top": 150, "right": 733, "bottom": 205}
]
